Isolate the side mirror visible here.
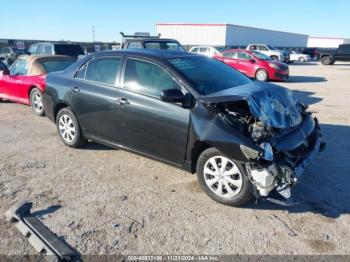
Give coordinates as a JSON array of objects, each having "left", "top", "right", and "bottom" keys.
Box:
[
  {"left": 250, "top": 59, "right": 256, "bottom": 63},
  {"left": 160, "top": 88, "right": 185, "bottom": 103}
]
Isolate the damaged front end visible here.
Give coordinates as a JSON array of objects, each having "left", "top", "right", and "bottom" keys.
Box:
[{"left": 199, "top": 83, "right": 326, "bottom": 204}]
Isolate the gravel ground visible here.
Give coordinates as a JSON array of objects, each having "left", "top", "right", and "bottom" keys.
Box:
[{"left": 0, "top": 62, "right": 350, "bottom": 256}]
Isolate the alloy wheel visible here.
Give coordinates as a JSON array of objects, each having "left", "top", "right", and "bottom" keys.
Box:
[
  {"left": 58, "top": 115, "right": 76, "bottom": 143},
  {"left": 32, "top": 91, "right": 43, "bottom": 113},
  {"left": 203, "top": 156, "right": 243, "bottom": 198},
  {"left": 256, "top": 70, "right": 267, "bottom": 81}
]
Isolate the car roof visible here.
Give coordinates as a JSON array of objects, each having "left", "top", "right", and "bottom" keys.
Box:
[
  {"left": 126, "top": 38, "right": 180, "bottom": 42},
  {"left": 94, "top": 49, "right": 195, "bottom": 60},
  {"left": 18, "top": 54, "right": 76, "bottom": 63},
  {"left": 222, "top": 49, "right": 247, "bottom": 52}
]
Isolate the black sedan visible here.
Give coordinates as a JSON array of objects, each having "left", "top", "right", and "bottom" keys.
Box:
[{"left": 43, "top": 49, "right": 325, "bottom": 206}]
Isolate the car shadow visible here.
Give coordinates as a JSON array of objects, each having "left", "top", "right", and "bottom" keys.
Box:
[
  {"left": 287, "top": 76, "right": 327, "bottom": 83},
  {"left": 243, "top": 123, "right": 350, "bottom": 218},
  {"left": 32, "top": 204, "right": 62, "bottom": 218},
  {"left": 289, "top": 62, "right": 319, "bottom": 66},
  {"left": 292, "top": 90, "right": 323, "bottom": 106},
  {"left": 81, "top": 141, "right": 113, "bottom": 151}
]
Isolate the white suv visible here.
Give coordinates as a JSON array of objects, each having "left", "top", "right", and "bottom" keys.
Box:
[
  {"left": 189, "top": 46, "right": 221, "bottom": 57},
  {"left": 246, "top": 44, "right": 286, "bottom": 62}
]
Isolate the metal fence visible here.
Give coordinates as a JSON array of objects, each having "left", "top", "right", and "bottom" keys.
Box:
[{"left": 0, "top": 39, "right": 120, "bottom": 54}]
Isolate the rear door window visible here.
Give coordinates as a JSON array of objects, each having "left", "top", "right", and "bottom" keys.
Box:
[
  {"left": 238, "top": 52, "right": 253, "bottom": 60},
  {"left": 127, "top": 42, "right": 142, "bottom": 49},
  {"left": 222, "top": 52, "right": 238, "bottom": 58},
  {"left": 43, "top": 45, "right": 53, "bottom": 54},
  {"left": 199, "top": 47, "right": 208, "bottom": 53},
  {"left": 85, "top": 57, "right": 122, "bottom": 85}
]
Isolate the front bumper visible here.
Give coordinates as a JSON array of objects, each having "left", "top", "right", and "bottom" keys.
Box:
[
  {"left": 274, "top": 116, "right": 324, "bottom": 183},
  {"left": 273, "top": 70, "right": 289, "bottom": 81}
]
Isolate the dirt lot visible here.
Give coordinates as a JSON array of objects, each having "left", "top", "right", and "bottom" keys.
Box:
[{"left": 1, "top": 62, "right": 350, "bottom": 256}]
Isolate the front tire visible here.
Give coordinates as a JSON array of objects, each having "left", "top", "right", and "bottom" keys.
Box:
[
  {"left": 255, "top": 69, "right": 268, "bottom": 82},
  {"left": 299, "top": 57, "right": 306, "bottom": 62},
  {"left": 30, "top": 88, "right": 45, "bottom": 116},
  {"left": 56, "top": 107, "right": 87, "bottom": 148},
  {"left": 196, "top": 148, "right": 253, "bottom": 207}
]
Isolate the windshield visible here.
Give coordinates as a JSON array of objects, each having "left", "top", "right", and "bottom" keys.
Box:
[
  {"left": 169, "top": 56, "right": 251, "bottom": 95},
  {"left": 54, "top": 44, "right": 84, "bottom": 57},
  {"left": 144, "top": 41, "right": 186, "bottom": 52},
  {"left": 40, "top": 59, "right": 75, "bottom": 73},
  {"left": 251, "top": 51, "right": 272, "bottom": 60}
]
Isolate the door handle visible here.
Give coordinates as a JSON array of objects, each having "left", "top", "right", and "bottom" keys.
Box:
[
  {"left": 116, "top": 98, "right": 130, "bottom": 106},
  {"left": 72, "top": 87, "right": 80, "bottom": 93}
]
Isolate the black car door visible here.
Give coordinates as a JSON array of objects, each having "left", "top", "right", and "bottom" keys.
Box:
[
  {"left": 69, "top": 56, "right": 123, "bottom": 141},
  {"left": 336, "top": 45, "right": 350, "bottom": 61},
  {"left": 114, "top": 57, "right": 190, "bottom": 164}
]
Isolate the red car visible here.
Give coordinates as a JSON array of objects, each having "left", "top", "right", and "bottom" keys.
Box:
[
  {"left": 214, "top": 49, "right": 289, "bottom": 82},
  {"left": 0, "top": 55, "right": 76, "bottom": 116}
]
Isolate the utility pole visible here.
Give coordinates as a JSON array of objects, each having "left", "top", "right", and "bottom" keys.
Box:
[{"left": 92, "top": 26, "right": 95, "bottom": 42}]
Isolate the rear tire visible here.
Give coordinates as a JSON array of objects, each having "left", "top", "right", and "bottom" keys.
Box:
[
  {"left": 56, "top": 107, "right": 87, "bottom": 148},
  {"left": 255, "top": 69, "right": 269, "bottom": 82},
  {"left": 196, "top": 148, "right": 253, "bottom": 207},
  {"left": 321, "top": 56, "right": 333, "bottom": 65},
  {"left": 30, "top": 88, "right": 45, "bottom": 116}
]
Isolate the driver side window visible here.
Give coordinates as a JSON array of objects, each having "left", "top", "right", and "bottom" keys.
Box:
[{"left": 123, "top": 58, "right": 180, "bottom": 98}]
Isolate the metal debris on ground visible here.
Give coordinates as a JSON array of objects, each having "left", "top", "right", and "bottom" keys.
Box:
[{"left": 5, "top": 201, "right": 76, "bottom": 261}]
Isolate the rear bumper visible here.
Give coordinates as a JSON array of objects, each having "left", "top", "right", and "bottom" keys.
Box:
[{"left": 42, "top": 93, "right": 56, "bottom": 123}]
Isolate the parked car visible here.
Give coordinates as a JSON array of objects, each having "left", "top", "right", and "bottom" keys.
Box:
[
  {"left": 189, "top": 46, "right": 221, "bottom": 57},
  {"left": 120, "top": 32, "right": 185, "bottom": 51},
  {"left": 319, "top": 44, "right": 350, "bottom": 65},
  {"left": 0, "top": 55, "right": 76, "bottom": 115},
  {"left": 0, "top": 59, "right": 8, "bottom": 71},
  {"left": 28, "top": 42, "right": 84, "bottom": 58},
  {"left": 0, "top": 47, "right": 27, "bottom": 66},
  {"left": 246, "top": 44, "right": 289, "bottom": 62},
  {"left": 43, "top": 49, "right": 324, "bottom": 207},
  {"left": 302, "top": 48, "right": 320, "bottom": 60},
  {"left": 214, "top": 49, "right": 289, "bottom": 82},
  {"left": 289, "top": 51, "right": 311, "bottom": 62}
]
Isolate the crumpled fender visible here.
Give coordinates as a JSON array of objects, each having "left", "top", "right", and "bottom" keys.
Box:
[{"left": 188, "top": 103, "right": 262, "bottom": 163}]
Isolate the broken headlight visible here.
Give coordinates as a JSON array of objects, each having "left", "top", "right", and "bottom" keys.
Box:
[{"left": 240, "top": 145, "right": 260, "bottom": 160}]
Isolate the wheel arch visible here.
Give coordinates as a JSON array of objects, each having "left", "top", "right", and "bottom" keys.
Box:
[
  {"left": 189, "top": 141, "right": 212, "bottom": 173},
  {"left": 28, "top": 85, "right": 43, "bottom": 100},
  {"left": 54, "top": 101, "right": 71, "bottom": 122}
]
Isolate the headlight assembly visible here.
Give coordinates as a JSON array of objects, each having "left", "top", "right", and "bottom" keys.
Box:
[
  {"left": 268, "top": 63, "right": 281, "bottom": 70},
  {"left": 240, "top": 145, "right": 260, "bottom": 160}
]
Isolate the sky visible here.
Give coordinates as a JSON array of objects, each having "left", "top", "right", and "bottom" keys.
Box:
[{"left": 1, "top": 0, "right": 349, "bottom": 43}]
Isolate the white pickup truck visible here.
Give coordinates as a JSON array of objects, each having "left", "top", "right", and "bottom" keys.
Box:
[{"left": 246, "top": 44, "right": 288, "bottom": 62}]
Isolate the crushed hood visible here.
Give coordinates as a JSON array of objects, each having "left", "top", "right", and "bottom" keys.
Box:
[{"left": 198, "top": 81, "right": 303, "bottom": 129}]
